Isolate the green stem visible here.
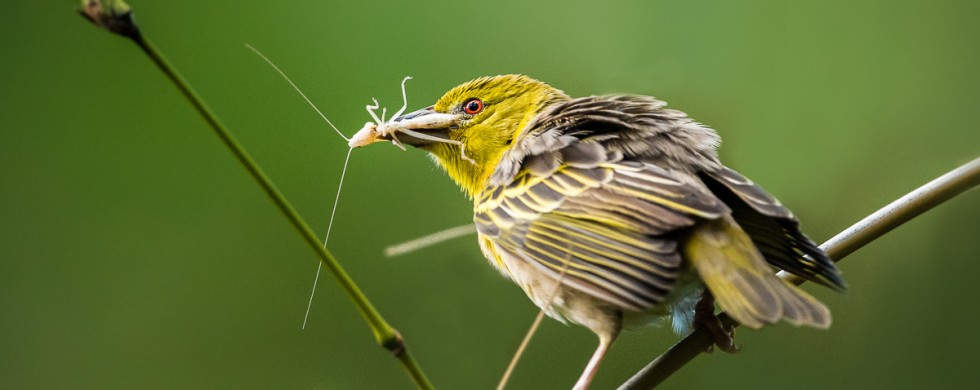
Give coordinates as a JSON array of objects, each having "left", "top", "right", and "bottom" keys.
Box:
[
  {"left": 126, "top": 31, "right": 432, "bottom": 390},
  {"left": 619, "top": 156, "right": 980, "bottom": 389}
]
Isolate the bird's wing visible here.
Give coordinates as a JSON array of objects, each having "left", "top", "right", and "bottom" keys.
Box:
[
  {"left": 683, "top": 215, "right": 831, "bottom": 329},
  {"left": 475, "top": 141, "right": 730, "bottom": 311},
  {"left": 700, "top": 167, "right": 846, "bottom": 290},
  {"left": 479, "top": 94, "right": 842, "bottom": 320}
]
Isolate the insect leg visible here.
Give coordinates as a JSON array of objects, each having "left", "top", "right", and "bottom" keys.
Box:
[
  {"left": 366, "top": 98, "right": 382, "bottom": 125},
  {"left": 398, "top": 129, "right": 475, "bottom": 165},
  {"left": 390, "top": 76, "right": 413, "bottom": 120}
]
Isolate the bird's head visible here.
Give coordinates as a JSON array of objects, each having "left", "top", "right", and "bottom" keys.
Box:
[{"left": 380, "top": 75, "right": 570, "bottom": 197}]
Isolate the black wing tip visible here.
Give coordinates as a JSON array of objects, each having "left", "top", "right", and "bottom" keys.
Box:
[
  {"left": 815, "top": 270, "right": 848, "bottom": 292},
  {"left": 806, "top": 251, "right": 848, "bottom": 292},
  {"left": 790, "top": 228, "right": 847, "bottom": 292}
]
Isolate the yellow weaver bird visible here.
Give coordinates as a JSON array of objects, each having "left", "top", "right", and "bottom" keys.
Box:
[{"left": 365, "top": 75, "right": 845, "bottom": 389}]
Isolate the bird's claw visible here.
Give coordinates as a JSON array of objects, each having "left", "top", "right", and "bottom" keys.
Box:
[
  {"left": 694, "top": 291, "right": 741, "bottom": 354},
  {"left": 696, "top": 313, "right": 740, "bottom": 353}
]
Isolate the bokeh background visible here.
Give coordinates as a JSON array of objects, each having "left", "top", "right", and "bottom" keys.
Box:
[{"left": 2, "top": 1, "right": 978, "bottom": 389}]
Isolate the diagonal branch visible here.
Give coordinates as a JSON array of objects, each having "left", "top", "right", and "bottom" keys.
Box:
[
  {"left": 619, "top": 156, "right": 980, "bottom": 389},
  {"left": 78, "top": 2, "right": 433, "bottom": 388}
]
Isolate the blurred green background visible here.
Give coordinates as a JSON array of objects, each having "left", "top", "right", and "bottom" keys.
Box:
[{"left": 1, "top": 0, "right": 978, "bottom": 388}]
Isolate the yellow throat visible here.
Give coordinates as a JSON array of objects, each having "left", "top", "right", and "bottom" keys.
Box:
[{"left": 422, "top": 75, "right": 570, "bottom": 197}]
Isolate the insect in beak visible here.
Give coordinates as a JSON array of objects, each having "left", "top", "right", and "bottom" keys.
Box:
[
  {"left": 382, "top": 107, "right": 459, "bottom": 148},
  {"left": 348, "top": 77, "right": 473, "bottom": 164}
]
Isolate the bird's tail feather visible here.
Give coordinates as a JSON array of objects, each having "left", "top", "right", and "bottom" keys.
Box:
[{"left": 684, "top": 215, "right": 831, "bottom": 329}]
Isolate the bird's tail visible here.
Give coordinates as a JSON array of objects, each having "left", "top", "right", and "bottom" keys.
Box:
[{"left": 683, "top": 215, "right": 831, "bottom": 329}]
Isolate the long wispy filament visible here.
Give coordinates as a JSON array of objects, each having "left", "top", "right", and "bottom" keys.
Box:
[
  {"left": 303, "top": 147, "right": 354, "bottom": 329},
  {"left": 245, "top": 44, "right": 349, "bottom": 142}
]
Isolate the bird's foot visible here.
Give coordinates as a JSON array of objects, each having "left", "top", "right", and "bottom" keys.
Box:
[{"left": 694, "top": 291, "right": 740, "bottom": 353}]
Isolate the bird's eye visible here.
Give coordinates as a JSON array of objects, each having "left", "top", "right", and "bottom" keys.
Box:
[{"left": 463, "top": 98, "right": 484, "bottom": 115}]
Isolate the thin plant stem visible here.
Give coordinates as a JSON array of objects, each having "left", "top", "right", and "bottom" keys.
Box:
[
  {"left": 619, "top": 156, "right": 980, "bottom": 389},
  {"left": 79, "top": 4, "right": 433, "bottom": 388},
  {"left": 134, "top": 34, "right": 433, "bottom": 390},
  {"left": 497, "top": 310, "right": 548, "bottom": 390},
  {"left": 385, "top": 224, "right": 477, "bottom": 257},
  {"left": 497, "top": 261, "right": 572, "bottom": 390}
]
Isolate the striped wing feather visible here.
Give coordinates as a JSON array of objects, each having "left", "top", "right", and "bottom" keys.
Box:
[{"left": 475, "top": 142, "right": 729, "bottom": 312}]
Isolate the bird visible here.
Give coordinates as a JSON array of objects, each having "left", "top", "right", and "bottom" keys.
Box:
[{"left": 365, "top": 74, "right": 845, "bottom": 389}]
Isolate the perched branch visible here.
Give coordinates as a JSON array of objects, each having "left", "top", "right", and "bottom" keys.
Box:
[
  {"left": 620, "top": 156, "right": 980, "bottom": 389},
  {"left": 78, "top": 2, "right": 433, "bottom": 388}
]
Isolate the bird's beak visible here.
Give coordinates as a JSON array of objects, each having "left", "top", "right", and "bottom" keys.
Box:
[{"left": 382, "top": 106, "right": 460, "bottom": 148}]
